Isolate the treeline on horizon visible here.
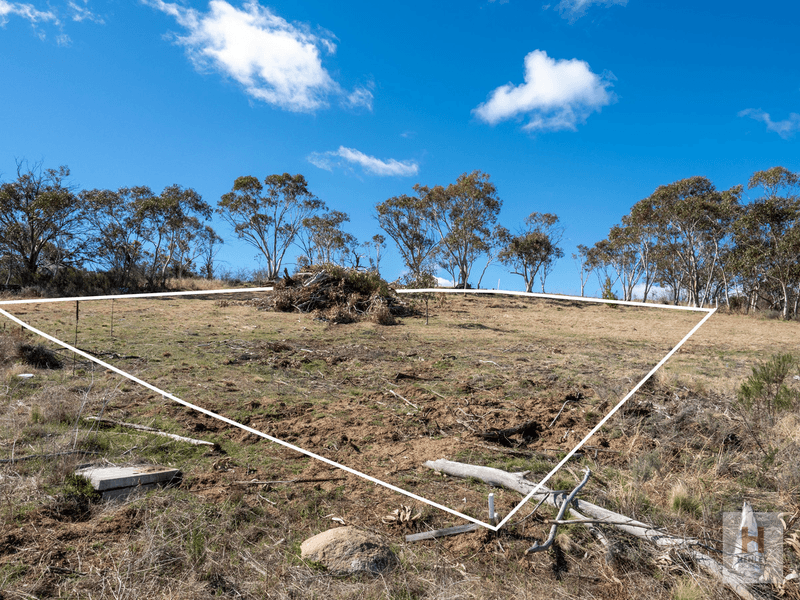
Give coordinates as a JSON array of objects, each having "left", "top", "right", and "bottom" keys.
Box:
[{"left": 1, "top": 160, "right": 798, "bottom": 320}]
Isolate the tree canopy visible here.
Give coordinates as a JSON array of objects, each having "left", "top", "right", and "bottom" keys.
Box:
[
  {"left": 498, "top": 212, "right": 563, "bottom": 293},
  {"left": 422, "top": 170, "right": 502, "bottom": 288},
  {"left": 375, "top": 192, "right": 438, "bottom": 281},
  {"left": 218, "top": 173, "right": 324, "bottom": 281},
  {"left": 0, "top": 161, "right": 85, "bottom": 283}
]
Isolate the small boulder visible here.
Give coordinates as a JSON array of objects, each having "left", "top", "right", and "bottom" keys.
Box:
[{"left": 300, "top": 526, "right": 397, "bottom": 575}]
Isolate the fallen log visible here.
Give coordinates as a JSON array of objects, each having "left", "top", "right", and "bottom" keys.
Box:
[{"left": 423, "top": 459, "right": 761, "bottom": 600}]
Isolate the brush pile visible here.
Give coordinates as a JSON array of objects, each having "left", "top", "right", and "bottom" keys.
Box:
[{"left": 262, "top": 264, "right": 410, "bottom": 324}]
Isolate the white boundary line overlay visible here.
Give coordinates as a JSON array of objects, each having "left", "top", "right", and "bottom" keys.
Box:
[
  {"left": 395, "top": 287, "right": 714, "bottom": 312},
  {"left": 0, "top": 287, "right": 714, "bottom": 531}
]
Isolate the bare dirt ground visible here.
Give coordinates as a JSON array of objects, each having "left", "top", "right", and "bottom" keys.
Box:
[{"left": 1, "top": 290, "right": 799, "bottom": 599}]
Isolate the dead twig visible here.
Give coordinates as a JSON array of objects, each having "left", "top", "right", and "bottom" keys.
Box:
[
  {"left": 405, "top": 523, "right": 480, "bottom": 542},
  {"left": 526, "top": 469, "right": 591, "bottom": 554},
  {"left": 549, "top": 397, "right": 578, "bottom": 428},
  {"left": 234, "top": 477, "right": 347, "bottom": 485},
  {"left": 388, "top": 389, "right": 419, "bottom": 410}
]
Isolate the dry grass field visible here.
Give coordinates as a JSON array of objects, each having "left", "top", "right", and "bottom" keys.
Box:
[{"left": 1, "top": 288, "right": 799, "bottom": 599}]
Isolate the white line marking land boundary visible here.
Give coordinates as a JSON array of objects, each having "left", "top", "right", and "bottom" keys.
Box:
[
  {"left": 0, "top": 287, "right": 714, "bottom": 531},
  {"left": 395, "top": 287, "right": 714, "bottom": 313}
]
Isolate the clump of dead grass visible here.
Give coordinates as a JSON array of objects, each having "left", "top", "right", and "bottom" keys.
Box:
[
  {"left": 0, "top": 332, "right": 22, "bottom": 366},
  {"left": 165, "top": 276, "right": 229, "bottom": 291}
]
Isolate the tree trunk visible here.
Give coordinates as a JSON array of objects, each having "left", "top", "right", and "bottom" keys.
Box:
[{"left": 780, "top": 281, "right": 789, "bottom": 320}]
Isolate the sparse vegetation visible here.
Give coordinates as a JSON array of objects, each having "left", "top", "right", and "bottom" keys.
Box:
[{"left": 0, "top": 293, "right": 798, "bottom": 598}]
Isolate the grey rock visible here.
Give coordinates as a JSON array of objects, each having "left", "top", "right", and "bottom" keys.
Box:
[{"left": 300, "top": 526, "right": 397, "bottom": 575}]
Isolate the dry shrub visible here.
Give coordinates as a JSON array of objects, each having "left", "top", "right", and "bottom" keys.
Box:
[
  {"left": 323, "top": 304, "right": 356, "bottom": 324},
  {"left": 669, "top": 482, "right": 702, "bottom": 519},
  {"left": 19, "top": 343, "right": 62, "bottom": 369},
  {"left": 671, "top": 576, "right": 709, "bottom": 600},
  {"left": 272, "top": 288, "right": 296, "bottom": 312},
  {"left": 370, "top": 306, "right": 397, "bottom": 326}
]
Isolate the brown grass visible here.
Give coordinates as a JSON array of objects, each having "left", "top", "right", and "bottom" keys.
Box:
[
  {"left": 0, "top": 293, "right": 798, "bottom": 598},
  {"left": 164, "top": 276, "right": 231, "bottom": 291}
]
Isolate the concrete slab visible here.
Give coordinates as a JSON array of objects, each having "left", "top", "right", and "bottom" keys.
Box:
[{"left": 75, "top": 465, "right": 181, "bottom": 500}]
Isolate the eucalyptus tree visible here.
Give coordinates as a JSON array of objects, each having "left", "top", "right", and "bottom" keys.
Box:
[
  {"left": 591, "top": 225, "right": 641, "bottom": 302},
  {"left": 363, "top": 234, "right": 386, "bottom": 275},
  {"left": 572, "top": 244, "right": 595, "bottom": 297},
  {"left": 83, "top": 186, "right": 152, "bottom": 288},
  {"left": 616, "top": 211, "right": 660, "bottom": 302},
  {"left": 136, "top": 185, "right": 212, "bottom": 289},
  {"left": 298, "top": 210, "right": 357, "bottom": 267},
  {"left": 218, "top": 173, "right": 324, "bottom": 281},
  {"left": 0, "top": 161, "right": 86, "bottom": 283},
  {"left": 632, "top": 176, "right": 741, "bottom": 307},
  {"left": 170, "top": 224, "right": 223, "bottom": 280},
  {"left": 198, "top": 225, "right": 224, "bottom": 280},
  {"left": 591, "top": 216, "right": 660, "bottom": 302},
  {"left": 375, "top": 192, "right": 438, "bottom": 281},
  {"left": 498, "top": 212, "right": 563, "bottom": 293},
  {"left": 422, "top": 171, "right": 502, "bottom": 288},
  {"left": 734, "top": 167, "right": 800, "bottom": 319},
  {"left": 585, "top": 239, "right": 621, "bottom": 297}
]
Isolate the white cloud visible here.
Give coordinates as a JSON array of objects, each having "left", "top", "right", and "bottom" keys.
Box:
[
  {"left": 435, "top": 276, "right": 454, "bottom": 288},
  {"left": 68, "top": 0, "right": 103, "bottom": 23},
  {"left": 0, "top": 1, "right": 103, "bottom": 42},
  {"left": 0, "top": 0, "right": 58, "bottom": 25},
  {"left": 739, "top": 108, "right": 800, "bottom": 140},
  {"left": 473, "top": 49, "right": 614, "bottom": 132},
  {"left": 632, "top": 283, "right": 669, "bottom": 301},
  {"left": 555, "top": 0, "right": 627, "bottom": 22},
  {"left": 308, "top": 146, "right": 419, "bottom": 177},
  {"left": 344, "top": 84, "right": 374, "bottom": 110},
  {"left": 145, "top": 0, "right": 370, "bottom": 113}
]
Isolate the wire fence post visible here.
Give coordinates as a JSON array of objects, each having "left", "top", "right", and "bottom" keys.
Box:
[{"left": 72, "top": 300, "right": 79, "bottom": 376}]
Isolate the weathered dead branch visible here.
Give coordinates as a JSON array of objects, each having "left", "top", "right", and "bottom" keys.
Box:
[
  {"left": 526, "top": 468, "right": 591, "bottom": 554},
  {"left": 405, "top": 524, "right": 481, "bottom": 542},
  {"left": 86, "top": 416, "right": 216, "bottom": 446},
  {"left": 423, "top": 459, "right": 762, "bottom": 600}
]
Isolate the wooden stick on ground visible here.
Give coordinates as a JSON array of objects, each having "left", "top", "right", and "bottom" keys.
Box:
[
  {"left": 405, "top": 523, "right": 481, "bottom": 542},
  {"left": 388, "top": 389, "right": 419, "bottom": 410},
  {"left": 86, "top": 416, "right": 216, "bottom": 447}
]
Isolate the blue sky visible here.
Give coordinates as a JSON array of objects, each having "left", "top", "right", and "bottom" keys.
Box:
[{"left": 2, "top": 0, "right": 799, "bottom": 295}]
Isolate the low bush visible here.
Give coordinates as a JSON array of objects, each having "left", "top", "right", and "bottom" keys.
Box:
[{"left": 19, "top": 343, "right": 62, "bottom": 369}]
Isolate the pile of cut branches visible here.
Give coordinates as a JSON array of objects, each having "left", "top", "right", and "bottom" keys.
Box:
[{"left": 264, "top": 264, "right": 411, "bottom": 324}]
